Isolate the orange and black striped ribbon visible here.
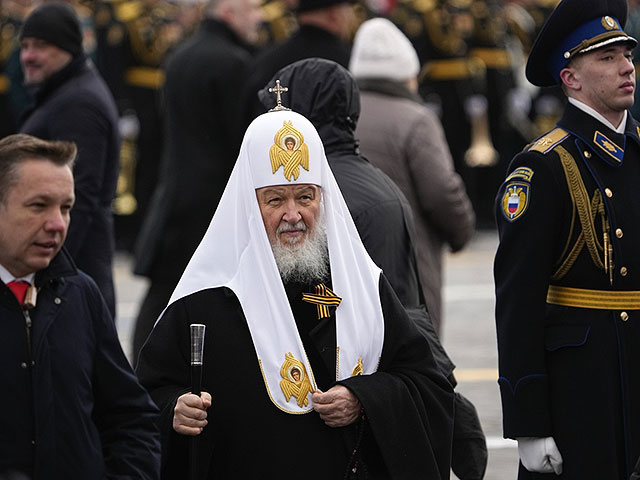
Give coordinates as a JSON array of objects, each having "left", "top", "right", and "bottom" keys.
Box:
[{"left": 301, "top": 283, "right": 342, "bottom": 319}]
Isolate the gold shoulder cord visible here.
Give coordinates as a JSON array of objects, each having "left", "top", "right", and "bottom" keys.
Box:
[{"left": 551, "top": 146, "right": 610, "bottom": 282}]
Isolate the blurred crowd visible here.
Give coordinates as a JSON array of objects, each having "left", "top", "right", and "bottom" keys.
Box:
[
  {"left": 1, "top": 0, "right": 585, "bottom": 243},
  {"left": 6, "top": 0, "right": 640, "bottom": 337}
]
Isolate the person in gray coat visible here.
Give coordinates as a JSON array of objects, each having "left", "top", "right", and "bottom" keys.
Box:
[{"left": 350, "top": 17, "right": 475, "bottom": 334}]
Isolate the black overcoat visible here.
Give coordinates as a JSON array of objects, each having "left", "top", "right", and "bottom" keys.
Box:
[
  {"left": 134, "top": 19, "right": 252, "bottom": 285},
  {"left": 0, "top": 249, "right": 160, "bottom": 479},
  {"left": 20, "top": 56, "right": 120, "bottom": 316}
]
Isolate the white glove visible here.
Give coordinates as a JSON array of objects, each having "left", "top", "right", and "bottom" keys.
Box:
[{"left": 516, "top": 436, "right": 563, "bottom": 475}]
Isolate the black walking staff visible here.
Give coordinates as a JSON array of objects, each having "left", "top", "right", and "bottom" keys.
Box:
[{"left": 190, "top": 323, "right": 206, "bottom": 480}]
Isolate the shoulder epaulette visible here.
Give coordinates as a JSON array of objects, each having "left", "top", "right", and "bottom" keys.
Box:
[
  {"left": 115, "top": 1, "right": 141, "bottom": 23},
  {"left": 526, "top": 127, "right": 569, "bottom": 154}
]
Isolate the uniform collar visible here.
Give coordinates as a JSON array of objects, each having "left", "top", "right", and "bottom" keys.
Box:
[
  {"left": 567, "top": 97, "right": 626, "bottom": 133},
  {"left": 558, "top": 102, "right": 640, "bottom": 166}
]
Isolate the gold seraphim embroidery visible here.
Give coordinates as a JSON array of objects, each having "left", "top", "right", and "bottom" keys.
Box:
[
  {"left": 270, "top": 121, "right": 310, "bottom": 181},
  {"left": 280, "top": 352, "right": 314, "bottom": 408}
]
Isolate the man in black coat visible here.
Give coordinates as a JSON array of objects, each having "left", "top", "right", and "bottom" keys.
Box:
[
  {"left": 0, "top": 134, "right": 160, "bottom": 479},
  {"left": 494, "top": 0, "right": 640, "bottom": 477},
  {"left": 258, "top": 58, "right": 488, "bottom": 480},
  {"left": 131, "top": 0, "right": 263, "bottom": 361},
  {"left": 243, "top": 0, "right": 355, "bottom": 123},
  {"left": 18, "top": 2, "right": 120, "bottom": 317}
]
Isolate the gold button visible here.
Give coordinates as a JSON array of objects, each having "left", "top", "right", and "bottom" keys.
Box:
[
  {"left": 584, "top": 151, "right": 592, "bottom": 158},
  {"left": 621, "top": 311, "right": 629, "bottom": 321},
  {"left": 605, "top": 188, "right": 613, "bottom": 198},
  {"left": 621, "top": 266, "right": 628, "bottom": 276},
  {"left": 616, "top": 228, "right": 623, "bottom": 238}
]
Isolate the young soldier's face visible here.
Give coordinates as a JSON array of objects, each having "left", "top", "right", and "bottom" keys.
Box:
[
  {"left": 567, "top": 44, "right": 635, "bottom": 117},
  {"left": 0, "top": 159, "right": 74, "bottom": 277},
  {"left": 256, "top": 184, "right": 321, "bottom": 248}
]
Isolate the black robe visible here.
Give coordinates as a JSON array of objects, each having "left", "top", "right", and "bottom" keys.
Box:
[{"left": 136, "top": 276, "right": 454, "bottom": 479}]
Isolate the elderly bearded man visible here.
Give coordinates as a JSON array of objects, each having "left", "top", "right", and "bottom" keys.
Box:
[{"left": 136, "top": 106, "right": 455, "bottom": 479}]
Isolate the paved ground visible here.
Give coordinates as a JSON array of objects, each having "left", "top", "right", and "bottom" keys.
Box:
[
  {"left": 441, "top": 230, "right": 518, "bottom": 479},
  {"left": 113, "top": 229, "right": 519, "bottom": 479}
]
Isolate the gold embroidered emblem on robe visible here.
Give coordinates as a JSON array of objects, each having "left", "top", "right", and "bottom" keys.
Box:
[
  {"left": 352, "top": 358, "right": 364, "bottom": 376},
  {"left": 279, "top": 352, "right": 314, "bottom": 408}
]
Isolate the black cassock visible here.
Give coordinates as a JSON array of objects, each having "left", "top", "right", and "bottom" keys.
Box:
[{"left": 137, "top": 275, "right": 454, "bottom": 479}]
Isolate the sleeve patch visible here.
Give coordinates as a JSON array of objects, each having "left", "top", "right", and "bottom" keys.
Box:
[
  {"left": 505, "top": 166, "right": 534, "bottom": 182},
  {"left": 501, "top": 182, "right": 530, "bottom": 222}
]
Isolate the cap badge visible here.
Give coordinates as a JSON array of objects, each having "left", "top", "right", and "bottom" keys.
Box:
[
  {"left": 602, "top": 16, "right": 618, "bottom": 30},
  {"left": 270, "top": 120, "right": 310, "bottom": 181},
  {"left": 279, "top": 352, "right": 314, "bottom": 408}
]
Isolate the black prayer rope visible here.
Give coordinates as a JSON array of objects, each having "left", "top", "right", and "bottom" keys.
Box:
[{"left": 343, "top": 408, "right": 368, "bottom": 480}]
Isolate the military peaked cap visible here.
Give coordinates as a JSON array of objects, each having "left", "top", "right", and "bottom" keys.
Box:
[{"left": 526, "top": 0, "right": 637, "bottom": 87}]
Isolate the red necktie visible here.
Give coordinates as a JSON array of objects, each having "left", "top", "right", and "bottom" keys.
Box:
[{"left": 7, "top": 280, "right": 29, "bottom": 306}]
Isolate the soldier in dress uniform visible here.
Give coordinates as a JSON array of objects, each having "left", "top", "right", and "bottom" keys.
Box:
[
  {"left": 494, "top": 0, "right": 640, "bottom": 477},
  {"left": 391, "top": 0, "right": 476, "bottom": 167},
  {"left": 467, "top": 0, "right": 525, "bottom": 227},
  {"left": 106, "top": 0, "right": 184, "bottom": 251}
]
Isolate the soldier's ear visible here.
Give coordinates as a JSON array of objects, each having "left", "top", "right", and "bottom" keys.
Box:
[{"left": 559, "top": 66, "right": 581, "bottom": 93}]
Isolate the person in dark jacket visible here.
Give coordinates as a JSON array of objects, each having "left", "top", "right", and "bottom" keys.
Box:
[
  {"left": 243, "top": 0, "right": 355, "bottom": 123},
  {"left": 0, "top": 134, "right": 160, "bottom": 480},
  {"left": 131, "top": 0, "right": 263, "bottom": 362},
  {"left": 258, "top": 58, "right": 488, "bottom": 480},
  {"left": 18, "top": 2, "right": 120, "bottom": 317}
]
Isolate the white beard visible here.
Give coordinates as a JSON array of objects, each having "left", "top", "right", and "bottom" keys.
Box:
[{"left": 270, "top": 214, "right": 329, "bottom": 284}]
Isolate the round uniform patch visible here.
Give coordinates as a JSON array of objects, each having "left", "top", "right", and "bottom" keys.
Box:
[{"left": 501, "top": 182, "right": 530, "bottom": 222}]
